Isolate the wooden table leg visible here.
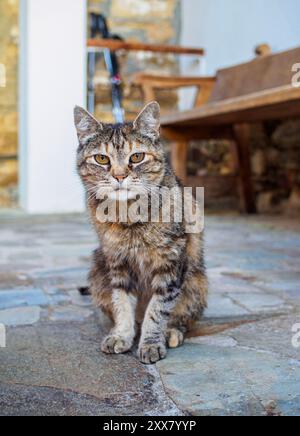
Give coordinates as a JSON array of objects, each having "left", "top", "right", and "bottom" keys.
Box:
[
  {"left": 233, "top": 123, "right": 257, "bottom": 214},
  {"left": 171, "top": 140, "right": 188, "bottom": 184}
]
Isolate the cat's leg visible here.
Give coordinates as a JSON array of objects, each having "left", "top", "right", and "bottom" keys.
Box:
[
  {"left": 89, "top": 249, "right": 137, "bottom": 354},
  {"left": 167, "top": 270, "right": 208, "bottom": 348},
  {"left": 138, "top": 271, "right": 182, "bottom": 364},
  {"left": 101, "top": 289, "right": 137, "bottom": 354},
  {"left": 101, "top": 263, "right": 137, "bottom": 354}
]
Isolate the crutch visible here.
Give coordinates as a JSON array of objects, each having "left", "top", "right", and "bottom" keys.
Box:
[{"left": 88, "top": 13, "right": 124, "bottom": 123}]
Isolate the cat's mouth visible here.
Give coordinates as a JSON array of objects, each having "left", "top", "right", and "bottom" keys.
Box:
[{"left": 108, "top": 189, "right": 138, "bottom": 201}]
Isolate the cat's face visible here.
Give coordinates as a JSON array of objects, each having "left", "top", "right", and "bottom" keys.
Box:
[{"left": 74, "top": 102, "right": 166, "bottom": 201}]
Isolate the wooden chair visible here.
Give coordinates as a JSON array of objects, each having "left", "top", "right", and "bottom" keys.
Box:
[{"left": 132, "top": 73, "right": 216, "bottom": 109}]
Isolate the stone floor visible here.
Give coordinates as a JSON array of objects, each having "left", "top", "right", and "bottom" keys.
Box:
[{"left": 0, "top": 212, "right": 299, "bottom": 416}]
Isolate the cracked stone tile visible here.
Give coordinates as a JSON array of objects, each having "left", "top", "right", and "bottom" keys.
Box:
[
  {"left": 0, "top": 272, "right": 34, "bottom": 290},
  {"left": 68, "top": 290, "right": 93, "bottom": 307},
  {"left": 224, "top": 315, "right": 300, "bottom": 361},
  {"left": 157, "top": 344, "right": 300, "bottom": 416},
  {"left": 186, "top": 335, "right": 238, "bottom": 347},
  {"left": 0, "top": 321, "right": 182, "bottom": 416},
  {"left": 7, "top": 252, "right": 43, "bottom": 262},
  {"left": 0, "top": 306, "right": 41, "bottom": 326},
  {"left": 204, "top": 294, "right": 249, "bottom": 318},
  {"left": 49, "top": 293, "right": 72, "bottom": 305},
  {"left": 0, "top": 383, "right": 179, "bottom": 417},
  {"left": 43, "top": 287, "right": 63, "bottom": 295},
  {"left": 228, "top": 292, "right": 289, "bottom": 314},
  {"left": 209, "top": 274, "right": 266, "bottom": 295},
  {"left": 31, "top": 267, "right": 89, "bottom": 288},
  {"left": 255, "top": 275, "right": 300, "bottom": 300},
  {"left": 0, "top": 288, "right": 49, "bottom": 310},
  {"left": 49, "top": 305, "right": 93, "bottom": 322}
]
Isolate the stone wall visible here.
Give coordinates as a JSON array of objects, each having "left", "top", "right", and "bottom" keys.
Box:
[
  {"left": 252, "top": 120, "right": 300, "bottom": 215},
  {"left": 0, "top": 0, "right": 19, "bottom": 208},
  {"left": 88, "top": 0, "right": 181, "bottom": 122},
  {"left": 188, "top": 122, "right": 300, "bottom": 214}
]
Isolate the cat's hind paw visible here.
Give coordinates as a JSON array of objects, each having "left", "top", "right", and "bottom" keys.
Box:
[
  {"left": 166, "top": 328, "right": 184, "bottom": 349},
  {"left": 139, "top": 342, "right": 167, "bottom": 365},
  {"left": 101, "top": 335, "right": 133, "bottom": 355}
]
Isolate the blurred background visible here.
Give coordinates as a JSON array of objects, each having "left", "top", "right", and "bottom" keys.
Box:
[
  {"left": 1, "top": 0, "right": 300, "bottom": 214},
  {"left": 2, "top": 2, "right": 300, "bottom": 417}
]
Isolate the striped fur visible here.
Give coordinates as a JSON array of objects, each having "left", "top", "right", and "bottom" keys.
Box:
[{"left": 74, "top": 102, "right": 208, "bottom": 364}]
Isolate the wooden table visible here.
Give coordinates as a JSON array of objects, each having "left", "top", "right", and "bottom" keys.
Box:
[
  {"left": 87, "top": 39, "right": 205, "bottom": 56},
  {"left": 161, "top": 47, "right": 300, "bottom": 213}
]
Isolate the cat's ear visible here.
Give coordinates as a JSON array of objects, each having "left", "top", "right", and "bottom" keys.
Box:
[
  {"left": 133, "top": 101, "right": 160, "bottom": 140},
  {"left": 74, "top": 106, "right": 102, "bottom": 143}
]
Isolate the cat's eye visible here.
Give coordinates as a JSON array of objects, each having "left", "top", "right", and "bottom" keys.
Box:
[
  {"left": 130, "top": 153, "right": 145, "bottom": 164},
  {"left": 94, "top": 154, "right": 110, "bottom": 166}
]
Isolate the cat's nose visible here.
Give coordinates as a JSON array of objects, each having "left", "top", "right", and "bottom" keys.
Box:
[{"left": 114, "top": 174, "right": 128, "bottom": 182}]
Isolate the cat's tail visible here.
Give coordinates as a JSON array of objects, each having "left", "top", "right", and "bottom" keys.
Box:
[{"left": 78, "top": 286, "right": 91, "bottom": 296}]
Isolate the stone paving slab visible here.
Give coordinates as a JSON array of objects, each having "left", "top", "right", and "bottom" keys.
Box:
[
  {"left": 0, "top": 383, "right": 145, "bottom": 417},
  {"left": 49, "top": 305, "right": 93, "bottom": 322},
  {"left": 0, "top": 321, "right": 181, "bottom": 416},
  {"left": 161, "top": 314, "right": 300, "bottom": 416},
  {"left": 0, "top": 213, "right": 299, "bottom": 416},
  {"left": 0, "top": 288, "right": 49, "bottom": 310},
  {"left": 0, "top": 306, "right": 41, "bottom": 326},
  {"left": 222, "top": 315, "right": 300, "bottom": 361},
  {"left": 157, "top": 343, "right": 300, "bottom": 416},
  {"left": 205, "top": 294, "right": 249, "bottom": 318}
]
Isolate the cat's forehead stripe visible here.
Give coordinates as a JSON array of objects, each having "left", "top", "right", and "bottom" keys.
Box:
[
  {"left": 112, "top": 129, "right": 126, "bottom": 151},
  {"left": 90, "top": 135, "right": 145, "bottom": 157}
]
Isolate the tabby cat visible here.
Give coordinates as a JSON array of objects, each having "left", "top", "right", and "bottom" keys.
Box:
[{"left": 74, "top": 102, "right": 207, "bottom": 364}]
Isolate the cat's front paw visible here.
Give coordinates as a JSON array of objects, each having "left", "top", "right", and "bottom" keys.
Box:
[
  {"left": 139, "top": 342, "right": 167, "bottom": 365},
  {"left": 166, "top": 328, "right": 184, "bottom": 349},
  {"left": 101, "top": 335, "right": 133, "bottom": 355}
]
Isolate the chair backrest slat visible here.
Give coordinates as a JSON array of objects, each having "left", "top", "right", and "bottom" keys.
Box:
[{"left": 209, "top": 47, "right": 300, "bottom": 102}]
